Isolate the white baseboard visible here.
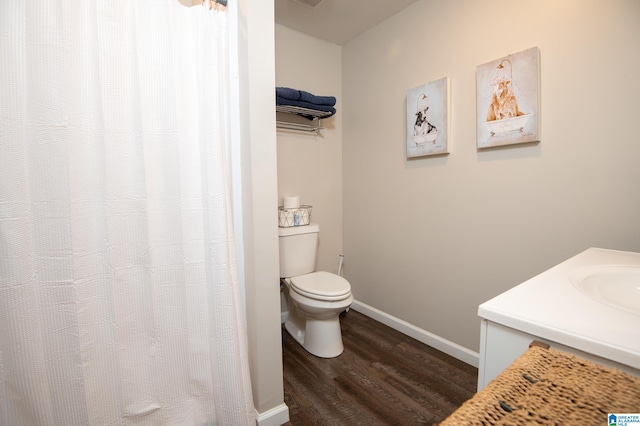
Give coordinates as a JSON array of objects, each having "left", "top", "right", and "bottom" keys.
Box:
[
  {"left": 255, "top": 403, "right": 289, "bottom": 426},
  {"left": 350, "top": 300, "right": 479, "bottom": 368}
]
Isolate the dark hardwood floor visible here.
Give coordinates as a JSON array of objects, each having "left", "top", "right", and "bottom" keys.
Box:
[{"left": 282, "top": 309, "right": 478, "bottom": 425}]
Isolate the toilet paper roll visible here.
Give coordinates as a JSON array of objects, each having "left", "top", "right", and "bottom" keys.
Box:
[{"left": 283, "top": 195, "right": 300, "bottom": 209}]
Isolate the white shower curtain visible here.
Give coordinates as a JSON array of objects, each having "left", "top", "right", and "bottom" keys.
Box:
[{"left": 0, "top": 1, "right": 255, "bottom": 425}]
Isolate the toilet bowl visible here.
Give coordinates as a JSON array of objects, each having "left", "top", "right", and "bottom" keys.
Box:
[
  {"left": 279, "top": 223, "right": 353, "bottom": 358},
  {"left": 283, "top": 271, "right": 353, "bottom": 358}
]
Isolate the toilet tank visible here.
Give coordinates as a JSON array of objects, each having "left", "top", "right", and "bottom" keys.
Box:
[{"left": 278, "top": 223, "right": 319, "bottom": 278}]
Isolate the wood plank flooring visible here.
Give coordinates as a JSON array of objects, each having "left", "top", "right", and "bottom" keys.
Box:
[{"left": 282, "top": 309, "right": 478, "bottom": 425}]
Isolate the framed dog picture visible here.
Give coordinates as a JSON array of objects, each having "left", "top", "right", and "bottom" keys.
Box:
[
  {"left": 476, "top": 46, "right": 540, "bottom": 148},
  {"left": 406, "top": 76, "right": 450, "bottom": 158}
]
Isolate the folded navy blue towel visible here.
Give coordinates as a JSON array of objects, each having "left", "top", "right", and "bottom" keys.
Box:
[
  {"left": 276, "top": 96, "right": 336, "bottom": 119},
  {"left": 298, "top": 90, "right": 336, "bottom": 107},
  {"left": 276, "top": 87, "right": 300, "bottom": 101},
  {"left": 276, "top": 87, "right": 336, "bottom": 107}
]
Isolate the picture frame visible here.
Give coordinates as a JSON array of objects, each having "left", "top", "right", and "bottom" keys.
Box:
[
  {"left": 476, "top": 47, "right": 540, "bottom": 148},
  {"left": 406, "top": 76, "right": 450, "bottom": 158}
]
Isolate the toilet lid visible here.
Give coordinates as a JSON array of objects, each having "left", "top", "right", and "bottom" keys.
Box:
[{"left": 290, "top": 271, "right": 351, "bottom": 301}]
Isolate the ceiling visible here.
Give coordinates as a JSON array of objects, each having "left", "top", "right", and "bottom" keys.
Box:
[{"left": 274, "top": 0, "right": 419, "bottom": 46}]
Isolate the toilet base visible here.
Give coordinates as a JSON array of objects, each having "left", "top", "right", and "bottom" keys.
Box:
[{"left": 285, "top": 313, "right": 345, "bottom": 358}]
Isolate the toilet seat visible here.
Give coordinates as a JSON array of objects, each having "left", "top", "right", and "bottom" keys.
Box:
[{"left": 289, "top": 271, "right": 351, "bottom": 301}]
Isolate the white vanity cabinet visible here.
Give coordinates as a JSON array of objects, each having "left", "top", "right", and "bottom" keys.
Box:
[
  {"left": 477, "top": 320, "right": 534, "bottom": 392},
  {"left": 477, "top": 319, "right": 639, "bottom": 392}
]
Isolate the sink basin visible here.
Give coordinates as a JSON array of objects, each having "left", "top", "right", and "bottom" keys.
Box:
[{"left": 572, "top": 266, "right": 640, "bottom": 315}]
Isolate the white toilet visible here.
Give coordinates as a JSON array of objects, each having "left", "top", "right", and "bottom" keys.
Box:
[{"left": 279, "top": 223, "right": 353, "bottom": 358}]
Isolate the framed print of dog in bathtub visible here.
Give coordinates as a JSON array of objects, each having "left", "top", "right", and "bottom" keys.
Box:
[
  {"left": 476, "top": 46, "right": 540, "bottom": 148},
  {"left": 406, "top": 76, "right": 450, "bottom": 158}
]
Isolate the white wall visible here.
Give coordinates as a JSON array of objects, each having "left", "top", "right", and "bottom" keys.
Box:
[
  {"left": 236, "top": 0, "right": 288, "bottom": 423},
  {"left": 275, "top": 25, "right": 343, "bottom": 274},
  {"left": 342, "top": 0, "right": 640, "bottom": 352}
]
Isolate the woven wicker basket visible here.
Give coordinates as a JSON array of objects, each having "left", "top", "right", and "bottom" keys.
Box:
[{"left": 440, "top": 346, "right": 640, "bottom": 425}]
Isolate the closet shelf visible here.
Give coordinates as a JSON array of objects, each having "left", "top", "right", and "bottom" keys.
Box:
[
  {"left": 275, "top": 105, "right": 334, "bottom": 118},
  {"left": 276, "top": 105, "right": 332, "bottom": 134}
]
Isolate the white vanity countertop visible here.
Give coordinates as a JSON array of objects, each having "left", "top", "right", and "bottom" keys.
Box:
[{"left": 478, "top": 247, "right": 640, "bottom": 370}]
